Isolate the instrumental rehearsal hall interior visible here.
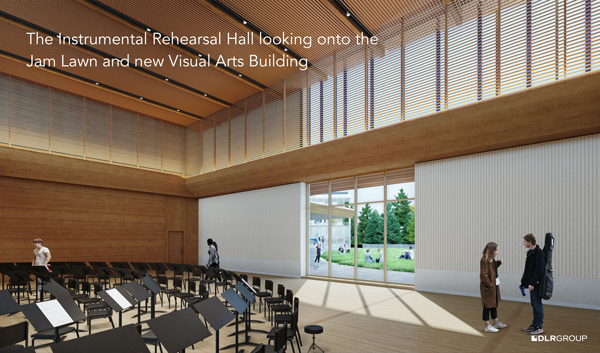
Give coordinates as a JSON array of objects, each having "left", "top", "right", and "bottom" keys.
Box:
[{"left": 1, "top": 1, "right": 598, "bottom": 353}]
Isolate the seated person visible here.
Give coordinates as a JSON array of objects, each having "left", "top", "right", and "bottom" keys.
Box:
[
  {"left": 344, "top": 244, "right": 350, "bottom": 253},
  {"left": 364, "top": 249, "right": 374, "bottom": 263},
  {"left": 375, "top": 248, "right": 384, "bottom": 263},
  {"left": 399, "top": 246, "right": 414, "bottom": 260},
  {"left": 338, "top": 245, "right": 344, "bottom": 254}
]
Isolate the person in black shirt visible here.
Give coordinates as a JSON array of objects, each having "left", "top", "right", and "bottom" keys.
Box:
[{"left": 520, "top": 233, "right": 545, "bottom": 335}]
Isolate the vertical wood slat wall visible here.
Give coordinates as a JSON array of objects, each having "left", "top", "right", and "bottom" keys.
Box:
[
  {"left": 0, "top": 73, "right": 184, "bottom": 175},
  {"left": 184, "top": 0, "right": 599, "bottom": 177},
  {"left": 416, "top": 133, "right": 599, "bottom": 279},
  {"left": 0, "top": 175, "right": 198, "bottom": 264}
]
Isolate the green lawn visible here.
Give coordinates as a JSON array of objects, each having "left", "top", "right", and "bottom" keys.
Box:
[{"left": 322, "top": 248, "right": 414, "bottom": 272}]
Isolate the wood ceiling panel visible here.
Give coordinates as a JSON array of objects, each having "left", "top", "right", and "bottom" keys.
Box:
[
  {"left": 102, "top": 0, "right": 300, "bottom": 86},
  {"left": 0, "top": 20, "right": 225, "bottom": 118},
  {"left": 222, "top": 0, "right": 356, "bottom": 64},
  {"left": 342, "top": 0, "right": 423, "bottom": 34},
  {"left": 0, "top": 0, "right": 258, "bottom": 103}
]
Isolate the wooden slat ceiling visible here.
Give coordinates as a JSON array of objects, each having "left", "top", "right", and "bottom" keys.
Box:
[{"left": 0, "top": 0, "right": 433, "bottom": 126}]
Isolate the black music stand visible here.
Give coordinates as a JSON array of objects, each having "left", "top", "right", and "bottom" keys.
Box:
[
  {"left": 140, "top": 274, "right": 163, "bottom": 319},
  {"left": 220, "top": 288, "right": 250, "bottom": 352},
  {"left": 31, "top": 265, "right": 54, "bottom": 302},
  {"left": 235, "top": 279, "right": 269, "bottom": 334},
  {"left": 43, "top": 279, "right": 72, "bottom": 301},
  {"left": 193, "top": 296, "right": 235, "bottom": 353},
  {"left": 1, "top": 290, "right": 21, "bottom": 315},
  {"left": 110, "top": 262, "right": 131, "bottom": 270},
  {"left": 131, "top": 262, "right": 151, "bottom": 273},
  {"left": 98, "top": 287, "right": 137, "bottom": 327},
  {"left": 50, "top": 324, "right": 151, "bottom": 353},
  {"left": 21, "top": 298, "right": 85, "bottom": 343},
  {"left": 123, "top": 281, "right": 150, "bottom": 325},
  {"left": 146, "top": 307, "right": 211, "bottom": 353}
]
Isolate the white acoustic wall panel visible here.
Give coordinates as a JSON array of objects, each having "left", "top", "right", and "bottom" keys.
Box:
[
  {"left": 198, "top": 183, "right": 306, "bottom": 277},
  {"left": 416, "top": 134, "right": 600, "bottom": 308}
]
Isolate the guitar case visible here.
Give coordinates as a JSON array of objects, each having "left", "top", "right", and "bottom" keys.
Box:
[{"left": 539, "top": 232, "right": 554, "bottom": 300}]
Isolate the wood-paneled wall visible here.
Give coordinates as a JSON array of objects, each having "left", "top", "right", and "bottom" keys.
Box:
[{"left": 0, "top": 175, "right": 198, "bottom": 264}]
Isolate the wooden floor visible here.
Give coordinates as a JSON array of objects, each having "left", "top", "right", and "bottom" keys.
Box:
[{"left": 1, "top": 275, "right": 598, "bottom": 353}]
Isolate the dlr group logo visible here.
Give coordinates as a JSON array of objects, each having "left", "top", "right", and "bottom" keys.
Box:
[{"left": 531, "top": 335, "right": 588, "bottom": 342}]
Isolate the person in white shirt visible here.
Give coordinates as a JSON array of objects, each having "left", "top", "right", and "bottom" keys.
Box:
[
  {"left": 32, "top": 238, "right": 51, "bottom": 267},
  {"left": 32, "top": 238, "right": 51, "bottom": 296}
]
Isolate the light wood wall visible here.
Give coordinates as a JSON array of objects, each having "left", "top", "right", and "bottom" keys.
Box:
[{"left": 0, "top": 175, "right": 198, "bottom": 264}]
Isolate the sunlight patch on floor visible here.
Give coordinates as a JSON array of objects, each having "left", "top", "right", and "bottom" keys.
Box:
[
  {"left": 296, "top": 279, "right": 484, "bottom": 336},
  {"left": 399, "top": 290, "right": 484, "bottom": 337}
]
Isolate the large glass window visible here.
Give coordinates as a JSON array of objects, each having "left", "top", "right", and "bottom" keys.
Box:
[
  {"left": 307, "top": 169, "right": 415, "bottom": 284},
  {"left": 309, "top": 181, "right": 329, "bottom": 276}
]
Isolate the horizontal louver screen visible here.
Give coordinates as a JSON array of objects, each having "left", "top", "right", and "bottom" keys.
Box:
[
  {"left": 264, "top": 84, "right": 284, "bottom": 157},
  {"left": 0, "top": 74, "right": 9, "bottom": 145},
  {"left": 309, "top": 181, "right": 329, "bottom": 197},
  {"left": 111, "top": 108, "right": 137, "bottom": 167},
  {"left": 138, "top": 116, "right": 161, "bottom": 171},
  {"left": 202, "top": 119, "right": 215, "bottom": 173},
  {"left": 386, "top": 168, "right": 415, "bottom": 185},
  {"left": 10, "top": 78, "right": 49, "bottom": 151},
  {"left": 50, "top": 89, "right": 84, "bottom": 158},
  {"left": 163, "top": 121, "right": 183, "bottom": 174},
  {"left": 229, "top": 104, "right": 245, "bottom": 167},
  {"left": 85, "top": 99, "right": 110, "bottom": 162},
  {"left": 185, "top": 121, "right": 202, "bottom": 177}
]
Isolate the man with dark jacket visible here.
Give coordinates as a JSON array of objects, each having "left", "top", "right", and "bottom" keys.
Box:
[{"left": 520, "top": 233, "right": 545, "bottom": 335}]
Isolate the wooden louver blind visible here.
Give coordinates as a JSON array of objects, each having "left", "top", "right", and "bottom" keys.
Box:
[
  {"left": 0, "top": 74, "right": 9, "bottom": 145},
  {"left": 245, "top": 92, "right": 264, "bottom": 162},
  {"left": 163, "top": 121, "right": 183, "bottom": 174},
  {"left": 10, "top": 78, "right": 49, "bottom": 151},
  {"left": 84, "top": 99, "right": 110, "bottom": 162},
  {"left": 213, "top": 110, "right": 229, "bottom": 171},
  {"left": 331, "top": 177, "right": 355, "bottom": 193},
  {"left": 110, "top": 107, "right": 138, "bottom": 167},
  {"left": 184, "top": 120, "right": 203, "bottom": 177},
  {"left": 387, "top": 168, "right": 415, "bottom": 185},
  {"left": 264, "top": 83, "right": 284, "bottom": 157},
  {"left": 202, "top": 119, "right": 215, "bottom": 173},
  {"left": 49, "top": 89, "right": 84, "bottom": 158},
  {"left": 309, "top": 181, "right": 329, "bottom": 197},
  {"left": 229, "top": 103, "right": 245, "bottom": 167},
  {"left": 138, "top": 115, "right": 161, "bottom": 171}
]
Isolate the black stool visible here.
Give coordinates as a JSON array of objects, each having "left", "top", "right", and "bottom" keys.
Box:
[{"left": 304, "top": 325, "right": 324, "bottom": 353}]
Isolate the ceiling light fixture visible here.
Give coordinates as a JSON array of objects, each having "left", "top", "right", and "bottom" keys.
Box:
[
  {"left": 346, "top": 11, "right": 351, "bottom": 17},
  {"left": 176, "top": 109, "right": 180, "bottom": 112},
  {"left": 165, "top": 78, "right": 169, "bottom": 81},
  {"left": 284, "top": 48, "right": 288, "bottom": 52},
  {"left": 238, "top": 74, "right": 242, "bottom": 77},
  {"left": 146, "top": 28, "right": 151, "bottom": 32},
  {"left": 95, "top": 82, "right": 99, "bottom": 85},
  {"left": 242, "top": 20, "right": 247, "bottom": 25},
  {"left": 140, "top": 97, "right": 143, "bottom": 100},
  {"left": 204, "top": 93, "right": 207, "bottom": 96}
]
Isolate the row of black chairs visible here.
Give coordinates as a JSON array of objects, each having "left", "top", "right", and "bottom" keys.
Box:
[{"left": 2, "top": 262, "right": 304, "bottom": 352}]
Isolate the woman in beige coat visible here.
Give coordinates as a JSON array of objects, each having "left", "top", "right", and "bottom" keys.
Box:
[{"left": 480, "top": 242, "right": 507, "bottom": 332}]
